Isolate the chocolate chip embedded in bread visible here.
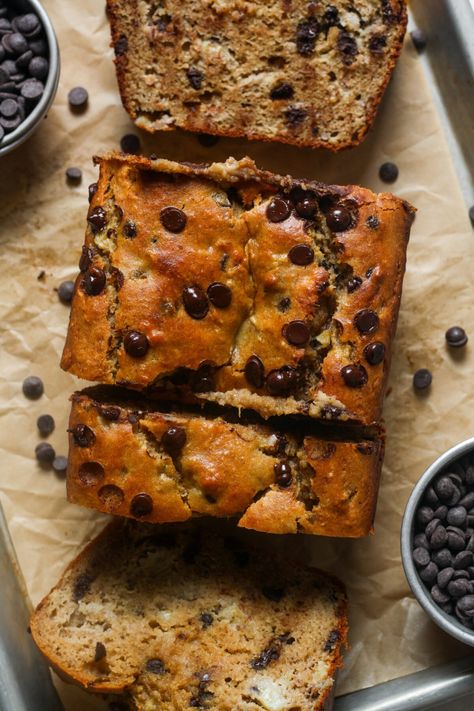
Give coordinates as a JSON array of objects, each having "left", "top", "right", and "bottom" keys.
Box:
[
  {"left": 124, "top": 331, "right": 150, "bottom": 357},
  {"left": 354, "top": 309, "right": 379, "bottom": 334},
  {"left": 183, "top": 285, "right": 209, "bottom": 319},
  {"left": 295, "top": 193, "right": 318, "bottom": 219},
  {"left": 326, "top": 205, "right": 352, "bottom": 232},
  {"left": 145, "top": 658, "right": 166, "bottom": 675},
  {"left": 338, "top": 32, "right": 358, "bottom": 65},
  {"left": 160, "top": 206, "right": 187, "bottom": 233},
  {"left": 295, "top": 18, "right": 319, "bottom": 56},
  {"left": 88, "top": 183, "right": 98, "bottom": 204},
  {"left": 199, "top": 612, "right": 214, "bottom": 629},
  {"left": 161, "top": 426, "right": 187, "bottom": 456},
  {"left": 364, "top": 342, "right": 385, "bottom": 365},
  {"left": 130, "top": 493, "right": 154, "bottom": 517},
  {"left": 94, "top": 642, "right": 107, "bottom": 662},
  {"left": 250, "top": 638, "right": 283, "bottom": 670},
  {"left": 284, "top": 106, "right": 307, "bottom": 128},
  {"left": 274, "top": 461, "right": 292, "bottom": 488},
  {"left": 99, "top": 405, "right": 121, "bottom": 421},
  {"left": 114, "top": 34, "right": 128, "bottom": 56},
  {"left": 123, "top": 219, "right": 137, "bottom": 238},
  {"left": 270, "top": 83, "right": 294, "bottom": 100},
  {"left": 72, "top": 573, "right": 94, "bottom": 602},
  {"left": 87, "top": 206, "right": 107, "bottom": 233},
  {"left": 186, "top": 66, "right": 204, "bottom": 89},
  {"left": 207, "top": 282, "right": 232, "bottom": 308},
  {"left": 283, "top": 320, "right": 310, "bottom": 346},
  {"left": 78, "top": 462, "right": 105, "bottom": 487},
  {"left": 347, "top": 276, "right": 362, "bottom": 293},
  {"left": 340, "top": 364, "right": 368, "bottom": 388},
  {"left": 266, "top": 196, "right": 291, "bottom": 223},
  {"left": 323, "top": 629, "right": 341, "bottom": 652},
  {"left": 266, "top": 367, "right": 297, "bottom": 396},
  {"left": 288, "top": 243, "right": 314, "bottom": 266},
  {"left": 244, "top": 355, "right": 265, "bottom": 388},
  {"left": 82, "top": 267, "right": 106, "bottom": 296},
  {"left": 277, "top": 296, "right": 291, "bottom": 313},
  {"left": 70, "top": 423, "right": 96, "bottom": 447},
  {"left": 369, "top": 35, "right": 387, "bottom": 55},
  {"left": 262, "top": 587, "right": 285, "bottom": 602}
]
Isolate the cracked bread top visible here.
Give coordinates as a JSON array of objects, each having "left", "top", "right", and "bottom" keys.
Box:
[
  {"left": 31, "top": 519, "right": 348, "bottom": 710},
  {"left": 107, "top": 0, "right": 407, "bottom": 150},
  {"left": 67, "top": 388, "right": 383, "bottom": 537},
  {"left": 61, "top": 153, "right": 414, "bottom": 426}
]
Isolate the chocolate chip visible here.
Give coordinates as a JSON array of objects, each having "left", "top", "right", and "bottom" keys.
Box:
[
  {"left": 197, "top": 133, "right": 219, "bottom": 147},
  {"left": 266, "top": 196, "right": 291, "bottom": 223},
  {"left": 123, "top": 219, "right": 137, "bottom": 238},
  {"left": 146, "top": 658, "right": 166, "bottom": 675},
  {"left": 410, "top": 29, "right": 427, "bottom": 53},
  {"left": 99, "top": 406, "right": 121, "bottom": 421},
  {"left": 430, "top": 525, "right": 447, "bottom": 550},
  {"left": 66, "top": 166, "right": 82, "bottom": 184},
  {"left": 283, "top": 320, "right": 310, "bottom": 346},
  {"left": 187, "top": 66, "right": 203, "bottom": 89},
  {"left": 22, "top": 375, "right": 43, "bottom": 399},
  {"left": 114, "top": 34, "right": 128, "bottom": 56},
  {"left": 338, "top": 32, "right": 358, "bottom": 64},
  {"left": 466, "top": 466, "right": 474, "bottom": 487},
  {"left": 347, "top": 276, "right": 362, "bottom": 293},
  {"left": 274, "top": 461, "right": 292, "bottom": 488},
  {"left": 364, "top": 342, "right": 385, "bottom": 366},
  {"left": 448, "top": 579, "right": 473, "bottom": 598},
  {"left": 92, "top": 642, "right": 106, "bottom": 662},
  {"left": 288, "top": 243, "right": 314, "bottom": 265},
  {"left": 425, "top": 518, "right": 441, "bottom": 539},
  {"left": 70, "top": 424, "right": 95, "bottom": 448},
  {"left": 207, "top": 282, "right": 231, "bottom": 308},
  {"left": 78, "top": 461, "right": 104, "bottom": 486},
  {"left": 284, "top": 106, "right": 307, "bottom": 127},
  {"left": 447, "top": 531, "right": 466, "bottom": 552},
  {"left": 88, "top": 183, "right": 98, "bottom": 204},
  {"left": 87, "top": 206, "right": 107, "bottom": 233},
  {"left": 183, "top": 285, "right": 209, "bottom": 319},
  {"left": 270, "top": 83, "right": 294, "bottom": 100},
  {"left": 413, "top": 547, "right": 430, "bottom": 568},
  {"left": 436, "top": 476, "right": 455, "bottom": 501},
  {"left": 431, "top": 585, "right": 450, "bottom": 605},
  {"left": 459, "top": 492, "right": 474, "bottom": 510},
  {"left": 15, "top": 14, "right": 41, "bottom": 36},
  {"left": 457, "top": 595, "right": 474, "bottom": 616},
  {"left": 130, "top": 493, "right": 154, "bottom": 517},
  {"left": 296, "top": 18, "right": 319, "bottom": 56},
  {"left": 35, "top": 442, "right": 55, "bottom": 465},
  {"left": 110, "top": 267, "right": 124, "bottom": 291},
  {"left": 432, "top": 548, "right": 453, "bottom": 569},
  {"left": 29, "top": 38, "right": 47, "bottom": 56},
  {"left": 454, "top": 551, "right": 473, "bottom": 570},
  {"left": 413, "top": 368, "right": 432, "bottom": 390},
  {"left": 251, "top": 640, "right": 282, "bottom": 670},
  {"left": 28, "top": 55, "right": 48, "bottom": 80},
  {"left": 72, "top": 573, "right": 93, "bottom": 602},
  {"left": 0, "top": 97, "right": 17, "bottom": 117},
  {"left": 120, "top": 133, "right": 140, "bottom": 154},
  {"left": 200, "top": 613, "right": 214, "bottom": 628},
  {"left": 434, "top": 505, "right": 448, "bottom": 521},
  {"left": 354, "top": 309, "right": 379, "bottom": 334},
  {"left": 326, "top": 205, "right": 351, "bottom": 232},
  {"left": 52, "top": 455, "right": 68, "bottom": 474},
  {"left": 447, "top": 507, "right": 467, "bottom": 528},
  {"left": 414, "top": 533, "right": 429, "bottom": 549},
  {"left": 160, "top": 206, "right": 187, "bottom": 233},
  {"left": 437, "top": 567, "right": 454, "bottom": 589},
  {"left": 366, "top": 215, "right": 380, "bottom": 230},
  {"left": 445, "top": 326, "right": 468, "bottom": 348},
  {"left": 82, "top": 267, "right": 106, "bottom": 296},
  {"left": 340, "top": 364, "right": 368, "bottom": 388},
  {"left": 419, "top": 562, "right": 438, "bottom": 584},
  {"left": 162, "top": 426, "right": 186, "bottom": 456},
  {"left": 244, "top": 355, "right": 265, "bottom": 388},
  {"left": 124, "top": 331, "right": 149, "bottom": 357},
  {"left": 68, "top": 86, "right": 88, "bottom": 110},
  {"left": 379, "top": 162, "right": 399, "bottom": 183},
  {"left": 266, "top": 367, "right": 297, "bottom": 396},
  {"left": 37, "top": 414, "right": 55, "bottom": 437},
  {"left": 277, "top": 297, "right": 291, "bottom": 313}
]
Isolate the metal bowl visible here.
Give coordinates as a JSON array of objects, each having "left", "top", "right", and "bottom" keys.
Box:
[
  {"left": 401, "top": 437, "right": 474, "bottom": 647},
  {"left": 0, "top": 0, "right": 60, "bottom": 157}
]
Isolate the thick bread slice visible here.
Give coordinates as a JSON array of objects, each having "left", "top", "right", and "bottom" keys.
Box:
[
  {"left": 67, "top": 387, "right": 384, "bottom": 537},
  {"left": 106, "top": 0, "right": 407, "bottom": 151},
  {"left": 31, "top": 519, "right": 348, "bottom": 710},
  {"left": 61, "top": 153, "right": 414, "bottom": 427}
]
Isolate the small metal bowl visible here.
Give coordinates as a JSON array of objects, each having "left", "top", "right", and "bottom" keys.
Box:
[
  {"left": 0, "top": 0, "right": 60, "bottom": 157},
  {"left": 401, "top": 437, "right": 474, "bottom": 647}
]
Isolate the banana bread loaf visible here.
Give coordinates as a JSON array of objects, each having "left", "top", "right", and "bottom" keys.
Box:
[
  {"left": 67, "top": 387, "right": 383, "bottom": 537},
  {"left": 61, "top": 153, "right": 414, "bottom": 427},
  {"left": 106, "top": 0, "right": 407, "bottom": 150},
  {"left": 31, "top": 519, "right": 348, "bottom": 710}
]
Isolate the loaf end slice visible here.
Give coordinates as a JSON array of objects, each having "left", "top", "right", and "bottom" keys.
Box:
[{"left": 31, "top": 519, "right": 348, "bottom": 710}]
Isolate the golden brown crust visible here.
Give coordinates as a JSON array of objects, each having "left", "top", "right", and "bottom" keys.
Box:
[
  {"left": 66, "top": 389, "right": 383, "bottom": 537},
  {"left": 61, "top": 153, "right": 414, "bottom": 427},
  {"left": 106, "top": 0, "right": 408, "bottom": 151}
]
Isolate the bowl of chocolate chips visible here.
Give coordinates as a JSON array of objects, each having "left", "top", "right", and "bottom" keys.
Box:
[
  {"left": 0, "top": 0, "right": 59, "bottom": 157},
  {"left": 401, "top": 438, "right": 474, "bottom": 646}
]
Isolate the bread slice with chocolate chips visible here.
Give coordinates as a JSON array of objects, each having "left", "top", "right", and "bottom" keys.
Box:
[
  {"left": 61, "top": 153, "right": 414, "bottom": 427},
  {"left": 66, "top": 387, "right": 384, "bottom": 537},
  {"left": 106, "top": 0, "right": 407, "bottom": 150},
  {"left": 31, "top": 519, "right": 348, "bottom": 710}
]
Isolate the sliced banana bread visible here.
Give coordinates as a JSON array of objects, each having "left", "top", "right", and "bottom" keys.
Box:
[
  {"left": 107, "top": 0, "right": 407, "bottom": 150},
  {"left": 31, "top": 519, "right": 348, "bottom": 710}
]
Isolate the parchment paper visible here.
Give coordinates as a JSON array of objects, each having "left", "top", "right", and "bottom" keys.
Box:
[{"left": 1, "top": 1, "right": 473, "bottom": 708}]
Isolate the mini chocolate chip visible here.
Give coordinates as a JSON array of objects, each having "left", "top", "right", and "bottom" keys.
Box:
[
  {"left": 58, "top": 280, "right": 75, "bottom": 304},
  {"left": 379, "top": 162, "right": 399, "bottom": 183},
  {"left": 162, "top": 426, "right": 186, "bottom": 456},
  {"left": 200, "top": 613, "right": 214, "bottom": 628},
  {"left": 78, "top": 461, "right": 105, "bottom": 487},
  {"left": 68, "top": 86, "right": 88, "bottom": 110},
  {"left": 266, "top": 196, "right": 291, "bottom": 223},
  {"left": 99, "top": 406, "right": 121, "bottom": 421},
  {"left": 277, "top": 297, "right": 291, "bottom": 313},
  {"left": 266, "top": 367, "right": 297, "bottom": 396},
  {"left": 70, "top": 423, "right": 95, "bottom": 447},
  {"left": 326, "top": 205, "right": 351, "bottom": 232},
  {"left": 120, "top": 133, "right": 140, "bottom": 154},
  {"left": 284, "top": 106, "right": 307, "bottom": 127},
  {"left": 22, "top": 375, "right": 43, "bottom": 399},
  {"left": 114, "top": 34, "right": 128, "bottom": 56},
  {"left": 431, "top": 585, "right": 450, "bottom": 605},
  {"left": 283, "top": 320, "right": 310, "bottom": 346},
  {"left": 52, "top": 456, "right": 68, "bottom": 474},
  {"left": 448, "top": 579, "right": 473, "bottom": 598},
  {"left": 288, "top": 243, "right": 314, "bottom": 265},
  {"left": 447, "top": 506, "right": 467, "bottom": 527},
  {"left": 366, "top": 215, "right": 380, "bottom": 229},
  {"left": 146, "top": 658, "right": 166, "bottom": 675},
  {"left": 244, "top": 355, "right": 265, "bottom": 388},
  {"left": 447, "top": 486, "right": 462, "bottom": 507},
  {"left": 369, "top": 35, "right": 387, "bottom": 54},
  {"left": 124, "top": 331, "right": 149, "bottom": 357},
  {"left": 110, "top": 267, "right": 124, "bottom": 291},
  {"left": 82, "top": 267, "right": 106, "bottom": 296},
  {"left": 296, "top": 18, "right": 319, "bottom": 56},
  {"left": 88, "top": 183, "right": 98, "bottom": 204},
  {"left": 410, "top": 29, "right": 427, "bottom": 52},
  {"left": 66, "top": 166, "right": 82, "bottom": 184},
  {"left": 87, "top": 206, "right": 107, "bottom": 233},
  {"left": 419, "top": 561, "right": 438, "bottom": 584},
  {"left": 187, "top": 66, "right": 203, "bottom": 89},
  {"left": 160, "top": 206, "right": 187, "bottom": 233},
  {"left": 270, "top": 83, "right": 294, "bottom": 100},
  {"left": 207, "top": 282, "right": 231, "bottom": 308},
  {"left": 37, "top": 414, "right": 55, "bottom": 437},
  {"left": 338, "top": 32, "right": 358, "bottom": 64},
  {"left": 364, "top": 342, "right": 385, "bottom": 366},
  {"left": 72, "top": 573, "right": 93, "bottom": 602},
  {"left": 413, "top": 547, "right": 430, "bottom": 568},
  {"left": 274, "top": 461, "right": 292, "bottom": 488},
  {"left": 413, "top": 368, "right": 432, "bottom": 390},
  {"left": 94, "top": 642, "right": 106, "bottom": 662},
  {"left": 437, "top": 567, "right": 454, "bottom": 589},
  {"left": 130, "top": 493, "right": 154, "bottom": 517},
  {"left": 430, "top": 525, "right": 447, "bottom": 550},
  {"left": 445, "top": 326, "right": 468, "bottom": 348},
  {"left": 35, "top": 442, "right": 55, "bottom": 465},
  {"left": 0, "top": 98, "right": 18, "bottom": 118},
  {"left": 347, "top": 276, "right": 362, "bottom": 293},
  {"left": 340, "top": 364, "right": 368, "bottom": 388},
  {"left": 354, "top": 309, "right": 379, "bottom": 334}
]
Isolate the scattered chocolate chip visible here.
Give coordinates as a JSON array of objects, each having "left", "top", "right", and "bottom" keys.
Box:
[
  {"left": 183, "top": 285, "right": 209, "bottom": 319},
  {"left": 379, "top": 162, "right": 399, "bottom": 183},
  {"left": 187, "top": 66, "right": 203, "bottom": 89},
  {"left": 120, "top": 133, "right": 140, "bottom": 154},
  {"left": 275, "top": 460, "right": 292, "bottom": 488},
  {"left": 445, "top": 326, "right": 468, "bottom": 348},
  {"left": 296, "top": 18, "right": 319, "bottom": 56},
  {"left": 66, "top": 166, "right": 82, "bottom": 184},
  {"left": 288, "top": 243, "right": 314, "bottom": 265},
  {"left": 35, "top": 442, "right": 55, "bottom": 465},
  {"left": 354, "top": 309, "right": 379, "bottom": 334},
  {"left": 87, "top": 206, "right": 107, "bottom": 233},
  {"left": 123, "top": 219, "right": 137, "bottom": 238},
  {"left": 347, "top": 276, "right": 362, "bottom": 293},
  {"left": 270, "top": 83, "right": 294, "bottom": 100},
  {"left": 37, "top": 414, "right": 55, "bottom": 437},
  {"left": 146, "top": 658, "right": 166, "bottom": 675},
  {"left": 70, "top": 423, "right": 95, "bottom": 448},
  {"left": 283, "top": 320, "right": 310, "bottom": 346},
  {"left": 162, "top": 426, "right": 186, "bottom": 456},
  {"left": 130, "top": 493, "right": 154, "bottom": 517},
  {"left": 94, "top": 642, "right": 106, "bottom": 662},
  {"left": 88, "top": 183, "right": 98, "bottom": 204},
  {"left": 295, "top": 193, "right": 318, "bottom": 219},
  {"left": 82, "top": 266, "right": 106, "bottom": 296},
  {"left": 200, "top": 612, "right": 214, "bottom": 628},
  {"left": 410, "top": 29, "right": 427, "bottom": 53},
  {"left": 57, "top": 280, "right": 74, "bottom": 304},
  {"left": 326, "top": 205, "right": 351, "bottom": 232},
  {"left": 244, "top": 355, "right": 265, "bottom": 388},
  {"left": 124, "top": 330, "right": 149, "bottom": 358},
  {"left": 266, "top": 367, "right": 297, "bottom": 396},
  {"left": 68, "top": 86, "right": 88, "bottom": 110},
  {"left": 364, "top": 341, "right": 385, "bottom": 366},
  {"left": 52, "top": 455, "right": 68, "bottom": 474},
  {"left": 413, "top": 368, "right": 432, "bottom": 390},
  {"left": 22, "top": 375, "right": 43, "bottom": 399},
  {"left": 197, "top": 133, "right": 219, "bottom": 147},
  {"left": 284, "top": 106, "right": 307, "bottom": 127},
  {"left": 250, "top": 639, "right": 282, "bottom": 670},
  {"left": 338, "top": 32, "right": 358, "bottom": 64},
  {"left": 340, "top": 364, "right": 368, "bottom": 388},
  {"left": 78, "top": 461, "right": 104, "bottom": 487},
  {"left": 277, "top": 297, "right": 291, "bottom": 313},
  {"left": 266, "top": 196, "right": 291, "bottom": 223},
  {"left": 207, "top": 282, "right": 231, "bottom": 308},
  {"left": 99, "top": 406, "right": 121, "bottom": 421},
  {"left": 79, "top": 245, "right": 93, "bottom": 272},
  {"left": 366, "top": 215, "right": 380, "bottom": 229},
  {"left": 160, "top": 206, "right": 187, "bottom": 233},
  {"left": 369, "top": 35, "right": 387, "bottom": 54}
]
